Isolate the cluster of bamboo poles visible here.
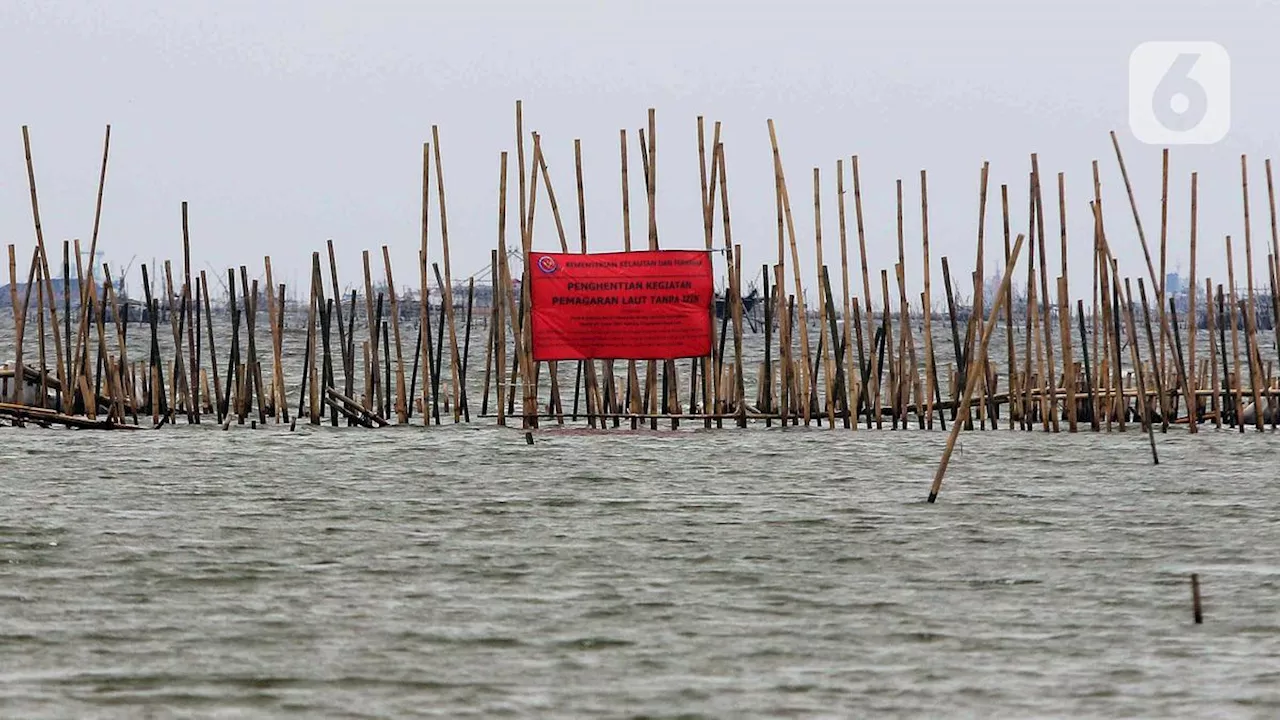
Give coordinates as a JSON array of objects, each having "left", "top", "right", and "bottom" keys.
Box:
[{"left": 3, "top": 108, "right": 1280, "bottom": 435}]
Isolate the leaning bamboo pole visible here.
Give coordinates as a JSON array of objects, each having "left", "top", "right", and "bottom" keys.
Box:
[
  {"left": 929, "top": 233, "right": 1026, "bottom": 503},
  {"left": 21, "top": 127, "right": 68, "bottom": 414},
  {"left": 1109, "top": 131, "right": 1161, "bottom": 290},
  {"left": 72, "top": 126, "right": 112, "bottom": 396},
  {"left": 767, "top": 119, "right": 813, "bottom": 422}
]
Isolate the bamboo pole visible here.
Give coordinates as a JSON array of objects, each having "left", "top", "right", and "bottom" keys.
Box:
[
  {"left": 432, "top": 126, "right": 464, "bottom": 422},
  {"left": 1078, "top": 299, "right": 1099, "bottom": 431},
  {"left": 243, "top": 271, "right": 268, "bottom": 423},
  {"left": 1188, "top": 173, "right": 1199, "bottom": 431},
  {"left": 1154, "top": 150, "right": 1170, "bottom": 401},
  {"left": 264, "top": 257, "right": 286, "bottom": 421},
  {"left": 71, "top": 126, "right": 112, "bottom": 393},
  {"left": 1122, "top": 277, "right": 1160, "bottom": 461},
  {"left": 1242, "top": 157, "right": 1265, "bottom": 431},
  {"left": 418, "top": 143, "right": 432, "bottom": 423},
  {"left": 574, "top": 138, "right": 604, "bottom": 428},
  {"left": 1138, "top": 278, "right": 1168, "bottom": 432},
  {"left": 382, "top": 246, "right": 409, "bottom": 423},
  {"left": 61, "top": 241, "right": 70, "bottom": 410},
  {"left": 1031, "top": 156, "right": 1058, "bottom": 431},
  {"left": 1000, "top": 185, "right": 1017, "bottom": 428},
  {"left": 814, "top": 168, "right": 836, "bottom": 427},
  {"left": 852, "top": 157, "right": 875, "bottom": 406},
  {"left": 361, "top": 251, "right": 379, "bottom": 413},
  {"left": 928, "top": 233, "right": 1026, "bottom": 503},
  {"left": 520, "top": 130, "right": 542, "bottom": 430},
  {"left": 921, "top": 169, "right": 937, "bottom": 429},
  {"left": 480, "top": 251, "right": 497, "bottom": 420},
  {"left": 1226, "top": 237, "right": 1244, "bottom": 430},
  {"left": 100, "top": 265, "right": 133, "bottom": 420},
  {"left": 21, "top": 127, "right": 68, "bottom": 413},
  {"left": 767, "top": 119, "right": 813, "bottom": 422},
  {"left": 1059, "top": 276, "right": 1077, "bottom": 431},
  {"left": 731, "top": 244, "right": 747, "bottom": 426},
  {"left": 162, "top": 262, "right": 191, "bottom": 420},
  {"left": 327, "top": 239, "right": 350, "bottom": 398},
  {"left": 1266, "top": 160, "right": 1280, "bottom": 373},
  {"left": 1208, "top": 279, "right": 1221, "bottom": 428},
  {"left": 1243, "top": 236, "right": 1265, "bottom": 432},
  {"left": 495, "top": 152, "right": 510, "bottom": 427},
  {"left": 35, "top": 263, "right": 48, "bottom": 408},
  {"left": 1169, "top": 297, "right": 1193, "bottom": 428},
  {"left": 972, "top": 164, "right": 990, "bottom": 429},
  {"left": 1056, "top": 173, "right": 1076, "bottom": 431},
  {"left": 182, "top": 204, "right": 200, "bottom": 422},
  {"left": 618, "top": 129, "right": 640, "bottom": 426},
  {"left": 836, "top": 159, "right": 856, "bottom": 430}
]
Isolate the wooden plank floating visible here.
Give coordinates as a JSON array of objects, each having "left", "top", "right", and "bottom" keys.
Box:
[{"left": 2, "top": 110, "right": 1279, "bottom": 444}]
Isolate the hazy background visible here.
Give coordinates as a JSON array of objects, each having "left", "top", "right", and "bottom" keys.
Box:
[{"left": 1, "top": 0, "right": 1277, "bottom": 305}]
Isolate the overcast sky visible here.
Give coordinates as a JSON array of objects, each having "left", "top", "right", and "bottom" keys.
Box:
[{"left": 2, "top": 0, "right": 1278, "bottom": 306}]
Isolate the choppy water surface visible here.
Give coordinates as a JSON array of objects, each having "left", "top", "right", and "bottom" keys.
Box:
[{"left": 2, "top": 425, "right": 1279, "bottom": 718}]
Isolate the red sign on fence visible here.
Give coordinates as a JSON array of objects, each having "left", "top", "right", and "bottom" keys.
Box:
[{"left": 529, "top": 250, "right": 714, "bottom": 361}]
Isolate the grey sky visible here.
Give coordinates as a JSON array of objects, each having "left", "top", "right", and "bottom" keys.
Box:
[{"left": 2, "top": 0, "right": 1277, "bottom": 305}]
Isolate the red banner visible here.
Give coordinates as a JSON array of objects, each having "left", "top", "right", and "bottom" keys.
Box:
[{"left": 529, "top": 250, "right": 714, "bottom": 361}]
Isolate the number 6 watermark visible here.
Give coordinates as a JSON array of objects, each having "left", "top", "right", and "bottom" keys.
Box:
[{"left": 1129, "top": 41, "right": 1230, "bottom": 145}]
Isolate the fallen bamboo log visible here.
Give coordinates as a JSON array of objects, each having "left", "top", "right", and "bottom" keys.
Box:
[
  {"left": 326, "top": 387, "right": 389, "bottom": 428},
  {"left": 0, "top": 402, "right": 140, "bottom": 430}
]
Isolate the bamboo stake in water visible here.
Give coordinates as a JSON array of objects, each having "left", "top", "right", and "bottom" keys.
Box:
[
  {"left": 928, "top": 233, "right": 1026, "bottom": 503},
  {"left": 921, "top": 170, "right": 937, "bottom": 429},
  {"left": 432, "top": 126, "right": 464, "bottom": 423},
  {"left": 21, "top": 127, "right": 68, "bottom": 413},
  {"left": 814, "top": 168, "right": 836, "bottom": 427},
  {"left": 1207, "top": 280, "right": 1221, "bottom": 428},
  {"left": 767, "top": 119, "right": 813, "bottom": 423},
  {"left": 1000, "top": 185, "right": 1017, "bottom": 429},
  {"left": 1188, "top": 173, "right": 1199, "bottom": 431},
  {"left": 972, "top": 164, "right": 990, "bottom": 429},
  {"left": 1265, "top": 160, "right": 1280, "bottom": 374},
  {"left": 495, "top": 152, "right": 510, "bottom": 428},
  {"left": 326, "top": 240, "right": 350, "bottom": 400},
  {"left": 1031, "top": 156, "right": 1058, "bottom": 432},
  {"left": 1191, "top": 573, "right": 1203, "bottom": 624},
  {"left": 264, "top": 257, "right": 286, "bottom": 421},
  {"left": 574, "top": 138, "right": 604, "bottom": 428},
  {"left": 1157, "top": 149, "right": 1171, "bottom": 396},
  {"left": 1225, "top": 237, "right": 1244, "bottom": 430},
  {"left": 1241, "top": 156, "right": 1265, "bottom": 431},
  {"left": 836, "top": 159, "right": 856, "bottom": 430},
  {"left": 852, "top": 157, "right": 876, "bottom": 415},
  {"left": 1122, "top": 276, "right": 1159, "bottom": 462},
  {"left": 1138, "top": 278, "right": 1167, "bottom": 432},
  {"left": 383, "top": 246, "right": 409, "bottom": 423}
]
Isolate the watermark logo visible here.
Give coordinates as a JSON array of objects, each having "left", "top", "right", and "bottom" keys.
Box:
[
  {"left": 1129, "top": 41, "right": 1230, "bottom": 145},
  {"left": 536, "top": 255, "right": 558, "bottom": 274}
]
